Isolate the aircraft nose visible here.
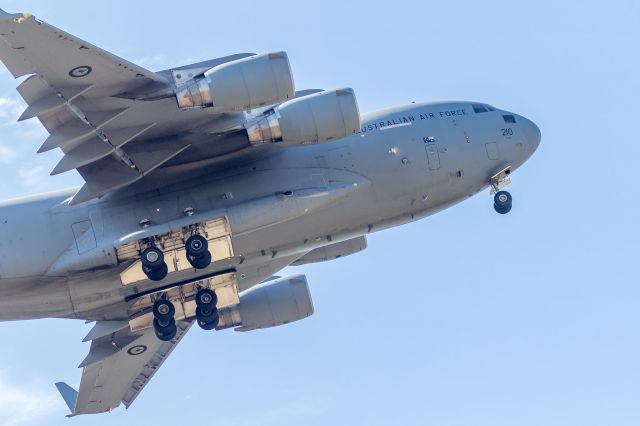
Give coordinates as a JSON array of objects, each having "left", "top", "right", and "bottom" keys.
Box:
[{"left": 520, "top": 116, "right": 541, "bottom": 152}]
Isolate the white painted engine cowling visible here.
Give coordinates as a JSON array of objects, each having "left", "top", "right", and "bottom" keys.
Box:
[
  {"left": 217, "top": 275, "right": 314, "bottom": 332},
  {"left": 176, "top": 52, "right": 295, "bottom": 111},
  {"left": 246, "top": 88, "right": 361, "bottom": 146}
]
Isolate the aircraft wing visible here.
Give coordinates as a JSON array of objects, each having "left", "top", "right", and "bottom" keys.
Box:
[
  {"left": 56, "top": 320, "right": 193, "bottom": 415},
  {"left": 0, "top": 9, "right": 252, "bottom": 204}
]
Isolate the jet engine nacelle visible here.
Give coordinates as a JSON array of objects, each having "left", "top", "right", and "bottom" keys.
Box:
[
  {"left": 176, "top": 52, "right": 295, "bottom": 111},
  {"left": 246, "top": 88, "right": 361, "bottom": 146},
  {"left": 217, "top": 275, "right": 314, "bottom": 332}
]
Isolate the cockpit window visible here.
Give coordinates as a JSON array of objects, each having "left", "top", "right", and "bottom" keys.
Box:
[
  {"left": 503, "top": 114, "right": 517, "bottom": 123},
  {"left": 485, "top": 104, "right": 496, "bottom": 111},
  {"left": 472, "top": 103, "right": 488, "bottom": 113}
]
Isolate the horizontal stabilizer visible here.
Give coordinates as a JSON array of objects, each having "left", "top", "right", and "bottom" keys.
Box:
[{"left": 54, "top": 382, "right": 78, "bottom": 416}]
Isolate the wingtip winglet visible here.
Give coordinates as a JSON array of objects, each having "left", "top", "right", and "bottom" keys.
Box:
[{"left": 54, "top": 382, "right": 78, "bottom": 415}]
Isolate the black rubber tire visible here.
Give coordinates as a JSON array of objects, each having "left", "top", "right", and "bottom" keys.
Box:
[
  {"left": 196, "top": 311, "right": 220, "bottom": 331},
  {"left": 154, "top": 319, "right": 177, "bottom": 341},
  {"left": 195, "top": 288, "right": 218, "bottom": 309},
  {"left": 144, "top": 262, "right": 168, "bottom": 281},
  {"left": 493, "top": 191, "right": 512, "bottom": 209},
  {"left": 153, "top": 317, "right": 175, "bottom": 331},
  {"left": 188, "top": 250, "right": 212, "bottom": 269},
  {"left": 153, "top": 299, "right": 175, "bottom": 321},
  {"left": 494, "top": 203, "right": 512, "bottom": 214},
  {"left": 196, "top": 305, "right": 216, "bottom": 318},
  {"left": 185, "top": 235, "right": 209, "bottom": 258},
  {"left": 141, "top": 246, "right": 164, "bottom": 269}
]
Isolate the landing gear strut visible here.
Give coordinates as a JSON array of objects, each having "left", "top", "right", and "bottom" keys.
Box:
[
  {"left": 152, "top": 298, "right": 176, "bottom": 341},
  {"left": 141, "top": 246, "right": 168, "bottom": 281},
  {"left": 195, "top": 288, "right": 219, "bottom": 330},
  {"left": 185, "top": 234, "right": 212, "bottom": 269}
]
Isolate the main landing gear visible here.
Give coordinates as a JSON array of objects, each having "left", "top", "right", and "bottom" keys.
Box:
[
  {"left": 141, "top": 246, "right": 168, "bottom": 281},
  {"left": 185, "top": 234, "right": 212, "bottom": 269},
  {"left": 140, "top": 233, "right": 212, "bottom": 281},
  {"left": 152, "top": 298, "right": 177, "bottom": 341},
  {"left": 151, "top": 288, "right": 219, "bottom": 341},
  {"left": 195, "top": 288, "right": 219, "bottom": 330}
]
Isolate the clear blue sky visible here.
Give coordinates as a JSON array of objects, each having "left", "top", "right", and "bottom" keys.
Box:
[{"left": 0, "top": 0, "right": 639, "bottom": 425}]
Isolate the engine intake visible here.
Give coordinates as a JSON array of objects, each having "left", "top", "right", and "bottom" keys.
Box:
[
  {"left": 246, "top": 88, "right": 361, "bottom": 146},
  {"left": 217, "top": 275, "right": 314, "bottom": 332},
  {"left": 176, "top": 52, "right": 295, "bottom": 111}
]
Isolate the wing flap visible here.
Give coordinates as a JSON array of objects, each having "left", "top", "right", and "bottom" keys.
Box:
[
  {"left": 122, "top": 321, "right": 191, "bottom": 408},
  {"left": 52, "top": 124, "right": 156, "bottom": 174},
  {"left": 38, "top": 108, "right": 129, "bottom": 153},
  {"left": 70, "top": 139, "right": 191, "bottom": 205},
  {"left": 18, "top": 83, "right": 93, "bottom": 121}
]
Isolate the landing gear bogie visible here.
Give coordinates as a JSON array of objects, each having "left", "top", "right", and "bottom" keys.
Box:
[
  {"left": 185, "top": 234, "right": 212, "bottom": 270},
  {"left": 194, "top": 288, "right": 219, "bottom": 331},
  {"left": 152, "top": 298, "right": 177, "bottom": 341},
  {"left": 141, "top": 245, "right": 169, "bottom": 281},
  {"left": 493, "top": 190, "right": 513, "bottom": 214}
]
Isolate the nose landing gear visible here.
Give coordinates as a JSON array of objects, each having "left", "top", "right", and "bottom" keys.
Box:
[
  {"left": 152, "top": 298, "right": 177, "bottom": 341},
  {"left": 493, "top": 191, "right": 512, "bottom": 214},
  {"left": 194, "top": 288, "right": 219, "bottom": 330},
  {"left": 489, "top": 166, "right": 513, "bottom": 215}
]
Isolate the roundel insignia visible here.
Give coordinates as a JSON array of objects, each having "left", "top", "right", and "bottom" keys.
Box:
[
  {"left": 127, "top": 345, "right": 147, "bottom": 356},
  {"left": 68, "top": 65, "right": 92, "bottom": 78}
]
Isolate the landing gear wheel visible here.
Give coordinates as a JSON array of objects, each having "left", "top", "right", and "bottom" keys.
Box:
[
  {"left": 494, "top": 204, "right": 512, "bottom": 214},
  {"left": 141, "top": 246, "right": 164, "bottom": 270},
  {"left": 185, "top": 235, "right": 209, "bottom": 258},
  {"left": 143, "top": 262, "right": 168, "bottom": 281},
  {"left": 195, "top": 288, "right": 217, "bottom": 309},
  {"left": 493, "top": 190, "right": 512, "bottom": 214},
  {"left": 153, "top": 299, "right": 175, "bottom": 321},
  {"left": 188, "top": 250, "right": 212, "bottom": 269},
  {"left": 196, "top": 309, "right": 220, "bottom": 331},
  {"left": 153, "top": 318, "right": 177, "bottom": 341}
]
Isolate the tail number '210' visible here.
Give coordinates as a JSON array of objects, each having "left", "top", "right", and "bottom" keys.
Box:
[{"left": 501, "top": 128, "right": 513, "bottom": 136}]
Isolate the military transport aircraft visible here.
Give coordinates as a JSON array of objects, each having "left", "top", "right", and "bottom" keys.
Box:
[{"left": 0, "top": 8, "right": 540, "bottom": 416}]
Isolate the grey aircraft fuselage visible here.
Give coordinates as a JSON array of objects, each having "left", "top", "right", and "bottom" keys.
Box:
[{"left": 0, "top": 101, "right": 540, "bottom": 322}]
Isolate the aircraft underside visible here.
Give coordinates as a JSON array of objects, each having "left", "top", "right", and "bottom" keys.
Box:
[{"left": 0, "top": 6, "right": 540, "bottom": 416}]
